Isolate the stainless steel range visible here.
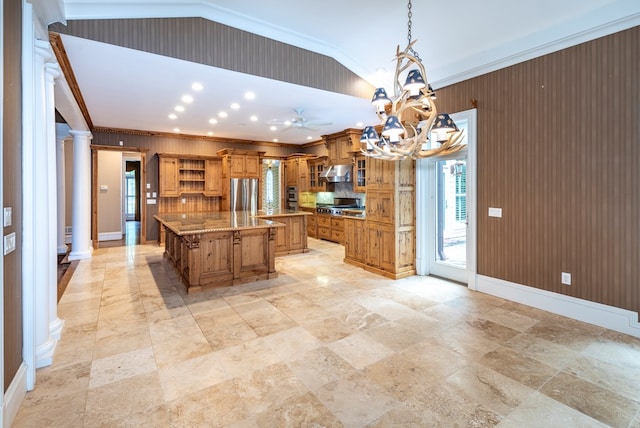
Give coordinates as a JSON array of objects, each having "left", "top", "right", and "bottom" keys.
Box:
[{"left": 316, "top": 197, "right": 362, "bottom": 216}]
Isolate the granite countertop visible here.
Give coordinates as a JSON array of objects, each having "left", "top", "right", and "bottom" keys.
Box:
[{"left": 154, "top": 211, "right": 285, "bottom": 235}]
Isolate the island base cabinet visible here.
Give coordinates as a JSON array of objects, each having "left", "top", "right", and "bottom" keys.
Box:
[{"left": 163, "top": 226, "right": 278, "bottom": 293}]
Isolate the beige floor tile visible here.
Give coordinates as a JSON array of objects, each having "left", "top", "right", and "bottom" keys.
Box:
[
  {"left": 254, "top": 391, "right": 342, "bottom": 428},
  {"left": 404, "top": 380, "right": 502, "bottom": 426},
  {"left": 496, "top": 391, "right": 608, "bottom": 428},
  {"left": 152, "top": 332, "right": 213, "bottom": 368},
  {"left": 286, "top": 346, "right": 356, "bottom": 391},
  {"left": 540, "top": 370, "right": 640, "bottom": 427},
  {"left": 85, "top": 371, "right": 165, "bottom": 424},
  {"left": 315, "top": 371, "right": 399, "bottom": 428},
  {"left": 89, "top": 345, "right": 157, "bottom": 389},
  {"left": 478, "top": 345, "right": 558, "bottom": 389},
  {"left": 157, "top": 351, "right": 230, "bottom": 402},
  {"left": 13, "top": 390, "right": 87, "bottom": 428},
  {"left": 445, "top": 362, "right": 535, "bottom": 416},
  {"left": 15, "top": 240, "right": 640, "bottom": 428},
  {"left": 504, "top": 331, "right": 579, "bottom": 370}
]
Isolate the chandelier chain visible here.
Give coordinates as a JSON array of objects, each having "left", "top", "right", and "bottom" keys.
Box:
[{"left": 407, "top": 0, "right": 421, "bottom": 62}]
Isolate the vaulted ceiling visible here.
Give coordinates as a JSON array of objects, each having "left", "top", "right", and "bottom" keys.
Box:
[{"left": 50, "top": 0, "right": 640, "bottom": 145}]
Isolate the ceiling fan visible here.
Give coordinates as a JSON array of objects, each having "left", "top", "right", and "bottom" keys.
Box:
[{"left": 267, "top": 108, "right": 332, "bottom": 130}]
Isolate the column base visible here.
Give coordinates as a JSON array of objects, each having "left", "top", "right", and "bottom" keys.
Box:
[
  {"left": 49, "top": 317, "right": 65, "bottom": 341},
  {"left": 68, "top": 248, "right": 92, "bottom": 261},
  {"left": 57, "top": 244, "right": 68, "bottom": 255},
  {"left": 35, "top": 337, "right": 57, "bottom": 369}
]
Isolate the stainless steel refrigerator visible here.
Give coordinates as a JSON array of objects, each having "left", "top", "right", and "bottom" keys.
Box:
[{"left": 230, "top": 178, "right": 258, "bottom": 213}]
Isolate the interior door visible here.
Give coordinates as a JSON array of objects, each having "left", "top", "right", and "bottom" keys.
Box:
[{"left": 416, "top": 109, "right": 477, "bottom": 288}]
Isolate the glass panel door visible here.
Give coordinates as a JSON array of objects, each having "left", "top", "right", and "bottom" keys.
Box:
[
  {"left": 435, "top": 158, "right": 467, "bottom": 269},
  {"left": 124, "top": 170, "right": 136, "bottom": 221}
]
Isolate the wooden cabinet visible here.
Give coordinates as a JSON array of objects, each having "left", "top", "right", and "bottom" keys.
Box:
[
  {"left": 330, "top": 217, "right": 345, "bottom": 244},
  {"left": 317, "top": 214, "right": 332, "bottom": 241},
  {"left": 285, "top": 155, "right": 311, "bottom": 191},
  {"left": 204, "top": 158, "right": 222, "bottom": 196},
  {"left": 354, "top": 155, "right": 367, "bottom": 192},
  {"left": 158, "top": 154, "right": 222, "bottom": 197},
  {"left": 366, "top": 224, "right": 396, "bottom": 272},
  {"left": 308, "top": 157, "right": 327, "bottom": 192},
  {"left": 217, "top": 148, "right": 264, "bottom": 179},
  {"left": 344, "top": 156, "right": 416, "bottom": 279},
  {"left": 344, "top": 217, "right": 366, "bottom": 264},
  {"left": 256, "top": 212, "right": 309, "bottom": 256},
  {"left": 229, "top": 154, "right": 260, "bottom": 178},
  {"left": 322, "top": 129, "right": 361, "bottom": 166},
  {"left": 159, "top": 157, "right": 179, "bottom": 197}
]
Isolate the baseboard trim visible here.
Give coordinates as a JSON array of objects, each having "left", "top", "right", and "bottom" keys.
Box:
[
  {"left": 98, "top": 231, "right": 123, "bottom": 241},
  {"left": 476, "top": 275, "right": 640, "bottom": 338},
  {"left": 3, "top": 362, "right": 27, "bottom": 428}
]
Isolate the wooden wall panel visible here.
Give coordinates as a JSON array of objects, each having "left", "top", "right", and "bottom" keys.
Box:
[
  {"left": 436, "top": 26, "right": 640, "bottom": 316},
  {"left": 49, "top": 17, "right": 374, "bottom": 99},
  {"left": 3, "top": 0, "right": 23, "bottom": 391}
]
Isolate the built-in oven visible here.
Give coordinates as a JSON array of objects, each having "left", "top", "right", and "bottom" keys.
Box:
[{"left": 286, "top": 186, "right": 298, "bottom": 210}]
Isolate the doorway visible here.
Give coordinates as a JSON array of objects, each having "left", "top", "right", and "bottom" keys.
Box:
[
  {"left": 416, "top": 109, "right": 477, "bottom": 288},
  {"left": 124, "top": 159, "right": 141, "bottom": 245},
  {"left": 91, "top": 146, "right": 148, "bottom": 248}
]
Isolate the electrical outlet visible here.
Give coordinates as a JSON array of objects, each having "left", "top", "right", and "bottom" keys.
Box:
[{"left": 561, "top": 272, "right": 571, "bottom": 285}]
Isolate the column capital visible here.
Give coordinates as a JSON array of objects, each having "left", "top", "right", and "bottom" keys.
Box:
[
  {"left": 45, "top": 62, "right": 61, "bottom": 81},
  {"left": 34, "top": 39, "right": 52, "bottom": 61},
  {"left": 69, "top": 129, "right": 93, "bottom": 140}
]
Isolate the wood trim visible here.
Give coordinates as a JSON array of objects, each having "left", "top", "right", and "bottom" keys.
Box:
[
  {"left": 91, "top": 149, "right": 98, "bottom": 249},
  {"left": 49, "top": 32, "right": 93, "bottom": 129}
]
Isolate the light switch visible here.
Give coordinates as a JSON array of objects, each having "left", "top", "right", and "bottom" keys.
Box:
[
  {"left": 147, "top": 199, "right": 157, "bottom": 205},
  {"left": 146, "top": 192, "right": 151, "bottom": 198},
  {"left": 100, "top": 185, "right": 109, "bottom": 191},
  {"left": 146, "top": 183, "right": 151, "bottom": 189},
  {"left": 3, "top": 207, "right": 12, "bottom": 227},
  {"left": 488, "top": 207, "right": 502, "bottom": 218},
  {"left": 4, "top": 232, "right": 16, "bottom": 255},
  {"left": 152, "top": 192, "right": 157, "bottom": 198}
]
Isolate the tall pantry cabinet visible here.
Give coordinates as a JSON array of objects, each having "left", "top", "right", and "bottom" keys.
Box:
[{"left": 363, "top": 157, "right": 416, "bottom": 279}]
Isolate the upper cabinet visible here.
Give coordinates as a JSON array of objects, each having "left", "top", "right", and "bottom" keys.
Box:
[
  {"left": 322, "top": 129, "right": 362, "bottom": 165},
  {"left": 354, "top": 155, "right": 367, "bottom": 193},
  {"left": 217, "top": 148, "right": 264, "bottom": 179},
  {"left": 308, "top": 156, "right": 327, "bottom": 193},
  {"left": 158, "top": 154, "right": 222, "bottom": 197},
  {"left": 285, "top": 154, "right": 314, "bottom": 191}
]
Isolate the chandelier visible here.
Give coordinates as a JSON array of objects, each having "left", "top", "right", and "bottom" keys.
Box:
[{"left": 360, "top": 0, "right": 465, "bottom": 161}]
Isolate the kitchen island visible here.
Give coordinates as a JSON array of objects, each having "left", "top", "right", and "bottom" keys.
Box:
[
  {"left": 255, "top": 209, "right": 311, "bottom": 256},
  {"left": 154, "top": 211, "right": 285, "bottom": 293}
]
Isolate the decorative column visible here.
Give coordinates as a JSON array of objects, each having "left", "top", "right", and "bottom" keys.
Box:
[
  {"left": 68, "top": 130, "right": 93, "bottom": 260},
  {"left": 56, "top": 131, "right": 69, "bottom": 255},
  {"left": 45, "top": 62, "right": 64, "bottom": 342},
  {"left": 33, "top": 40, "right": 56, "bottom": 368}
]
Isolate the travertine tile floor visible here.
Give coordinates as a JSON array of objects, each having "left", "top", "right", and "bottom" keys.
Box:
[{"left": 14, "top": 238, "right": 640, "bottom": 427}]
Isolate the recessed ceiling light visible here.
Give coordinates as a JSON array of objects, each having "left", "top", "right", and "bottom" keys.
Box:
[
  {"left": 192, "top": 82, "right": 203, "bottom": 91},
  {"left": 270, "top": 126, "right": 277, "bottom": 131},
  {"left": 208, "top": 118, "right": 218, "bottom": 125},
  {"left": 356, "top": 121, "right": 364, "bottom": 127},
  {"left": 284, "top": 121, "right": 292, "bottom": 126},
  {"left": 244, "top": 91, "right": 255, "bottom": 100},
  {"left": 168, "top": 113, "right": 177, "bottom": 119},
  {"left": 182, "top": 95, "right": 193, "bottom": 103},
  {"left": 174, "top": 105, "right": 185, "bottom": 112},
  {"left": 207, "top": 131, "right": 213, "bottom": 136},
  {"left": 272, "top": 138, "right": 278, "bottom": 142},
  {"left": 307, "top": 136, "right": 313, "bottom": 140},
  {"left": 250, "top": 115, "right": 258, "bottom": 122},
  {"left": 218, "top": 111, "right": 228, "bottom": 118},
  {"left": 173, "top": 128, "right": 180, "bottom": 133},
  {"left": 230, "top": 103, "right": 240, "bottom": 110}
]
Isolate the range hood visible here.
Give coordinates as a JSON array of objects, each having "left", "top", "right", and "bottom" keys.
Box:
[{"left": 319, "top": 164, "right": 352, "bottom": 183}]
